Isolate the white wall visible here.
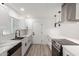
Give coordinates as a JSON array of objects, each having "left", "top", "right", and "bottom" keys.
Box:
[
  {"left": 0, "top": 4, "right": 20, "bottom": 40},
  {"left": 59, "top": 22, "right": 79, "bottom": 40}
]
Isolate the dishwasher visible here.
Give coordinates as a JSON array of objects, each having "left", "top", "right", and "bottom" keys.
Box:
[{"left": 7, "top": 42, "right": 22, "bottom": 56}]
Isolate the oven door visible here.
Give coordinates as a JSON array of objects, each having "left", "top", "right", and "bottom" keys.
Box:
[{"left": 52, "top": 45, "right": 60, "bottom": 56}]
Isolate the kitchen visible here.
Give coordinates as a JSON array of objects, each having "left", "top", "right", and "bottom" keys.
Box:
[{"left": 0, "top": 3, "right": 79, "bottom": 56}]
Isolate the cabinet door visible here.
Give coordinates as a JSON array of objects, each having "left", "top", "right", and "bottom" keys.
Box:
[
  {"left": 76, "top": 3, "right": 79, "bottom": 19},
  {"left": 28, "top": 35, "right": 32, "bottom": 43},
  {"left": 62, "top": 3, "right": 76, "bottom": 22},
  {"left": 0, "top": 5, "right": 9, "bottom": 26},
  {"left": 63, "top": 48, "right": 73, "bottom": 56},
  {"left": 22, "top": 38, "right": 26, "bottom": 56},
  {"left": 62, "top": 4, "right": 68, "bottom": 21},
  {"left": 67, "top": 3, "right": 76, "bottom": 21},
  {"left": 0, "top": 5, "right": 12, "bottom": 34},
  {"left": 0, "top": 51, "right": 7, "bottom": 56}
]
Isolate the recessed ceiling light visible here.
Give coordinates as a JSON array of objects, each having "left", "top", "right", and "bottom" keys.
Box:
[
  {"left": 27, "top": 15, "right": 30, "bottom": 18},
  {"left": 20, "top": 8, "right": 24, "bottom": 11}
]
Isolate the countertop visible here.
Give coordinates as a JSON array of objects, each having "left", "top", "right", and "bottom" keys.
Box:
[
  {"left": 0, "top": 40, "right": 21, "bottom": 55},
  {"left": 63, "top": 45, "right": 79, "bottom": 56},
  {"left": 48, "top": 33, "right": 79, "bottom": 44},
  {"left": 0, "top": 32, "right": 33, "bottom": 55},
  {"left": 52, "top": 39, "right": 79, "bottom": 45}
]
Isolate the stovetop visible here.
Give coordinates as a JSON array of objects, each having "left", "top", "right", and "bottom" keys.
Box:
[
  {"left": 52, "top": 39, "right": 79, "bottom": 56},
  {"left": 52, "top": 39, "right": 79, "bottom": 45}
]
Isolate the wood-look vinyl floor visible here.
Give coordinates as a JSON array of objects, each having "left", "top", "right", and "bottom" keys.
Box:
[{"left": 26, "top": 44, "right": 51, "bottom": 56}]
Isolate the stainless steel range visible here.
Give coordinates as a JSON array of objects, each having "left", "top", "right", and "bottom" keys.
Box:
[{"left": 52, "top": 39, "right": 79, "bottom": 56}]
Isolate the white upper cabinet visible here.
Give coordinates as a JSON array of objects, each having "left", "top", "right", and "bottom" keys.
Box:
[
  {"left": 61, "top": 3, "right": 79, "bottom": 22},
  {"left": 61, "top": 3, "right": 77, "bottom": 22},
  {"left": 0, "top": 5, "right": 9, "bottom": 26},
  {"left": 0, "top": 4, "right": 12, "bottom": 35},
  {"left": 76, "top": 3, "right": 79, "bottom": 19},
  {"left": 13, "top": 18, "right": 27, "bottom": 31}
]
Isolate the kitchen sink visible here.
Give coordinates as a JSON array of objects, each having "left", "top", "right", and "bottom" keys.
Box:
[
  {"left": 16, "top": 37, "right": 24, "bottom": 39},
  {"left": 12, "top": 37, "right": 24, "bottom": 40}
]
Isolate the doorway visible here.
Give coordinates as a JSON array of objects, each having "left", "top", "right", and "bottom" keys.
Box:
[{"left": 32, "top": 22, "right": 47, "bottom": 44}]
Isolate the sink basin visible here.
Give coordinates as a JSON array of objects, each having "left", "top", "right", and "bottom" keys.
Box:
[
  {"left": 16, "top": 37, "right": 24, "bottom": 39},
  {"left": 12, "top": 37, "right": 24, "bottom": 40}
]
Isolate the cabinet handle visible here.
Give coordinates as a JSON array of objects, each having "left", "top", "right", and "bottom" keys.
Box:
[
  {"left": 25, "top": 43, "right": 27, "bottom": 46},
  {"left": 66, "top": 54, "right": 69, "bottom": 56}
]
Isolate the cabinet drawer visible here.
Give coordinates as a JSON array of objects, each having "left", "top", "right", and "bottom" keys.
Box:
[
  {"left": 63, "top": 48, "right": 73, "bottom": 56},
  {"left": 0, "top": 51, "right": 7, "bottom": 56}
]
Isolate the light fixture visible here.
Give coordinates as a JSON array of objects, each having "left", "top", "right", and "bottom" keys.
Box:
[
  {"left": 20, "top": 8, "right": 24, "bottom": 11},
  {"left": 1, "top": 3, "right": 4, "bottom": 5},
  {"left": 27, "top": 15, "right": 30, "bottom": 18}
]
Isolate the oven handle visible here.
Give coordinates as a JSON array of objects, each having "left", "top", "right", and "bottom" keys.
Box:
[{"left": 52, "top": 44, "right": 60, "bottom": 52}]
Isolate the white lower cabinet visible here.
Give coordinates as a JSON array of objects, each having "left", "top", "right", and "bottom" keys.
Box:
[
  {"left": 22, "top": 38, "right": 27, "bottom": 56},
  {"left": 0, "top": 51, "right": 7, "bottom": 56},
  {"left": 26, "top": 35, "right": 33, "bottom": 52},
  {"left": 63, "top": 47, "right": 73, "bottom": 56},
  {"left": 22, "top": 35, "right": 32, "bottom": 56}
]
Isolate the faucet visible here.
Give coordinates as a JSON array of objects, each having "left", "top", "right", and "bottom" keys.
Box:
[{"left": 15, "top": 30, "right": 17, "bottom": 39}]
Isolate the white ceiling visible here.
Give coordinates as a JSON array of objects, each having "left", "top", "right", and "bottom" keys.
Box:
[{"left": 6, "top": 3, "right": 62, "bottom": 19}]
